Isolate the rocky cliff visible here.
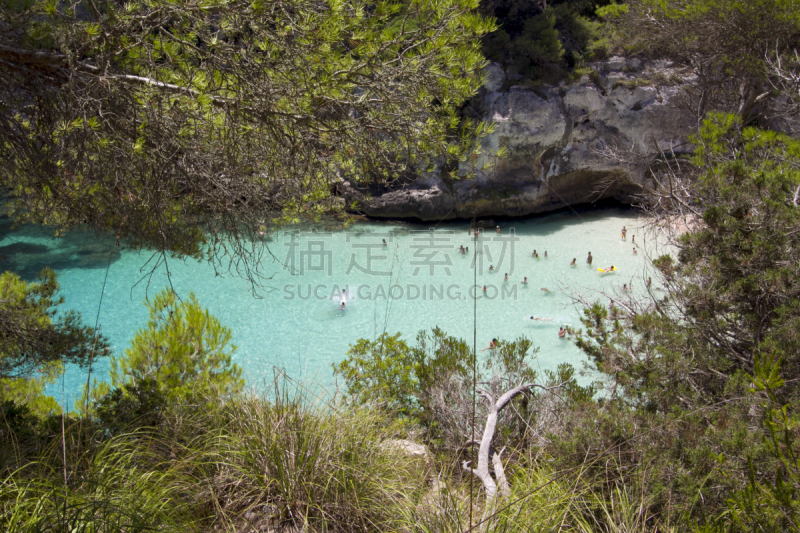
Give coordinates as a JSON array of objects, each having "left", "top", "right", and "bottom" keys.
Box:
[{"left": 344, "top": 57, "right": 698, "bottom": 220}]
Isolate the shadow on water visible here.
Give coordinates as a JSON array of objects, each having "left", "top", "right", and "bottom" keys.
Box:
[
  {"left": 0, "top": 242, "right": 50, "bottom": 255},
  {"left": 0, "top": 217, "right": 121, "bottom": 280}
]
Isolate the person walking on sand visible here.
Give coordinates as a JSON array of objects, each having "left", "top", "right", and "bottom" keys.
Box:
[
  {"left": 621, "top": 226, "right": 627, "bottom": 240},
  {"left": 587, "top": 252, "right": 593, "bottom": 265},
  {"left": 496, "top": 226, "right": 501, "bottom": 234}
]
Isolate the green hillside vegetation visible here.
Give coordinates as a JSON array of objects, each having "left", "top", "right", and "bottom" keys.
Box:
[{"left": 3, "top": 0, "right": 800, "bottom": 531}]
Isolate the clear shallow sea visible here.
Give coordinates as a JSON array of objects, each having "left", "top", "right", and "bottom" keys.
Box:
[{"left": 0, "top": 207, "right": 658, "bottom": 408}]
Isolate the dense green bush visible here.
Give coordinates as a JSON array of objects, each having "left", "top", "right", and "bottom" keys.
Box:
[
  {"left": 480, "top": 0, "right": 614, "bottom": 82},
  {"left": 109, "top": 289, "right": 243, "bottom": 401}
]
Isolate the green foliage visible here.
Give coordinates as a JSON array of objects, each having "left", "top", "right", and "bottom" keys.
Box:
[
  {"left": 335, "top": 328, "right": 595, "bottom": 456},
  {"left": 617, "top": 0, "right": 800, "bottom": 120},
  {"left": 0, "top": 0, "right": 496, "bottom": 269},
  {"left": 566, "top": 114, "right": 800, "bottom": 528},
  {"left": 480, "top": 0, "right": 612, "bottom": 81},
  {"left": 577, "top": 114, "right": 800, "bottom": 409},
  {"left": 333, "top": 328, "right": 474, "bottom": 422},
  {"left": 1, "top": 433, "right": 201, "bottom": 532},
  {"left": 0, "top": 268, "right": 104, "bottom": 417},
  {"left": 0, "top": 379, "right": 431, "bottom": 533},
  {"left": 333, "top": 332, "right": 418, "bottom": 417},
  {"left": 724, "top": 354, "right": 800, "bottom": 532},
  {"left": 110, "top": 289, "right": 243, "bottom": 401},
  {"left": 93, "top": 378, "right": 169, "bottom": 435},
  {"left": 0, "top": 268, "right": 107, "bottom": 381},
  {"left": 219, "top": 385, "right": 426, "bottom": 531},
  {"left": 0, "top": 373, "right": 61, "bottom": 418}
]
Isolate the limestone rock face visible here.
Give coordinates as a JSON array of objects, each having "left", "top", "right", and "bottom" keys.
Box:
[{"left": 346, "top": 57, "right": 698, "bottom": 220}]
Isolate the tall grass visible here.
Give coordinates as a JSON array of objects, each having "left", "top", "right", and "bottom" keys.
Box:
[
  {"left": 1, "top": 433, "right": 198, "bottom": 532},
  {"left": 1, "top": 380, "right": 663, "bottom": 532},
  {"left": 1, "top": 380, "right": 432, "bottom": 532},
  {"left": 200, "top": 384, "right": 429, "bottom": 531}
]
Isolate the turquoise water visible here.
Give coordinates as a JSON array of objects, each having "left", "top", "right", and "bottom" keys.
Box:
[{"left": 0, "top": 208, "right": 655, "bottom": 408}]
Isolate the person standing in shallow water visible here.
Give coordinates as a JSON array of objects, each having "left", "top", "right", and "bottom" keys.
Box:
[{"left": 587, "top": 252, "right": 593, "bottom": 265}]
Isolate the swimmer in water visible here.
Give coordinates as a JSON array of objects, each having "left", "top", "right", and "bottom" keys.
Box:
[
  {"left": 496, "top": 226, "right": 501, "bottom": 234},
  {"left": 529, "top": 316, "right": 554, "bottom": 321},
  {"left": 382, "top": 239, "right": 387, "bottom": 246},
  {"left": 601, "top": 265, "right": 616, "bottom": 273},
  {"left": 339, "top": 301, "right": 346, "bottom": 310},
  {"left": 544, "top": 251, "right": 548, "bottom": 258},
  {"left": 522, "top": 276, "right": 528, "bottom": 284},
  {"left": 631, "top": 235, "right": 636, "bottom": 244},
  {"left": 483, "top": 285, "right": 487, "bottom": 292},
  {"left": 558, "top": 326, "right": 566, "bottom": 339},
  {"left": 633, "top": 248, "right": 638, "bottom": 255},
  {"left": 570, "top": 258, "right": 576, "bottom": 266},
  {"left": 587, "top": 252, "right": 593, "bottom": 265},
  {"left": 623, "top": 283, "right": 629, "bottom": 291},
  {"left": 532, "top": 250, "right": 539, "bottom": 258},
  {"left": 504, "top": 273, "right": 508, "bottom": 281},
  {"left": 540, "top": 287, "right": 550, "bottom": 293},
  {"left": 481, "top": 338, "right": 498, "bottom": 352},
  {"left": 489, "top": 264, "right": 495, "bottom": 271}
]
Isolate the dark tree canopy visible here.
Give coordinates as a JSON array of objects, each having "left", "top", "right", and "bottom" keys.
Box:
[{"left": 0, "top": 0, "right": 493, "bottom": 269}]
